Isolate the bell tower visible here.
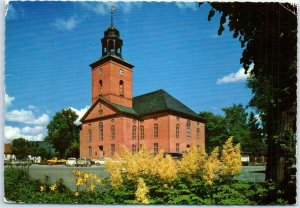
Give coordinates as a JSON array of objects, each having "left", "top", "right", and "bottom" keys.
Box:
[{"left": 89, "top": 9, "right": 134, "bottom": 108}]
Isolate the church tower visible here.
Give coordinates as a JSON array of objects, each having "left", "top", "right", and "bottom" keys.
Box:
[{"left": 89, "top": 19, "right": 134, "bottom": 108}]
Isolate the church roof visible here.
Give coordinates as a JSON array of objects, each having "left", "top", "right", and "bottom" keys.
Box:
[
  {"left": 133, "top": 89, "right": 204, "bottom": 122},
  {"left": 81, "top": 89, "right": 204, "bottom": 122}
]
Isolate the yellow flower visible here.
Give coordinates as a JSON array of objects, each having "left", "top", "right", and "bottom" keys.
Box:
[
  {"left": 84, "top": 173, "right": 89, "bottom": 180},
  {"left": 40, "top": 186, "right": 45, "bottom": 192},
  {"left": 220, "top": 137, "right": 242, "bottom": 176},
  {"left": 76, "top": 178, "right": 84, "bottom": 186},
  {"left": 96, "top": 177, "right": 101, "bottom": 184},
  {"left": 106, "top": 159, "right": 123, "bottom": 189},
  {"left": 203, "top": 147, "right": 220, "bottom": 185},
  {"left": 49, "top": 184, "right": 57, "bottom": 192},
  {"left": 75, "top": 191, "right": 80, "bottom": 197},
  {"left": 135, "top": 178, "right": 149, "bottom": 204},
  {"left": 89, "top": 183, "right": 96, "bottom": 192}
]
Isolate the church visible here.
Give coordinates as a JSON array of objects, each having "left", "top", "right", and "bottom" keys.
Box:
[{"left": 79, "top": 20, "right": 205, "bottom": 159}]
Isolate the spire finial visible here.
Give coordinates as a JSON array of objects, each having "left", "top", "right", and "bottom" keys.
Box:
[{"left": 111, "top": 5, "right": 117, "bottom": 27}]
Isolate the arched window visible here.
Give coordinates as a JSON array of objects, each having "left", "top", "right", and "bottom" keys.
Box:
[
  {"left": 99, "top": 122, "right": 103, "bottom": 141},
  {"left": 111, "top": 125, "right": 115, "bottom": 140},
  {"left": 186, "top": 120, "right": 191, "bottom": 139},
  {"left": 197, "top": 128, "right": 200, "bottom": 140},
  {"left": 154, "top": 124, "right": 158, "bottom": 138},
  {"left": 132, "top": 126, "right": 136, "bottom": 140},
  {"left": 119, "top": 80, "right": 124, "bottom": 96},
  {"left": 99, "top": 80, "right": 103, "bottom": 95},
  {"left": 176, "top": 124, "right": 180, "bottom": 138},
  {"left": 140, "top": 126, "right": 144, "bottom": 140}
]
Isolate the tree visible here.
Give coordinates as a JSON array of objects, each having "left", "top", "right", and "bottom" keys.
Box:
[
  {"left": 222, "top": 104, "right": 249, "bottom": 146},
  {"left": 202, "top": 2, "right": 296, "bottom": 202},
  {"left": 11, "top": 138, "right": 31, "bottom": 159},
  {"left": 199, "top": 111, "right": 228, "bottom": 153},
  {"left": 45, "top": 109, "right": 80, "bottom": 157}
]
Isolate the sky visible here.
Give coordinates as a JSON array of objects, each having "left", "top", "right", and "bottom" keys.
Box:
[{"left": 4, "top": 1, "right": 253, "bottom": 142}]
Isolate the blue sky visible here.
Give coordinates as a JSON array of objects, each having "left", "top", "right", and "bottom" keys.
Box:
[{"left": 4, "top": 1, "right": 252, "bottom": 142}]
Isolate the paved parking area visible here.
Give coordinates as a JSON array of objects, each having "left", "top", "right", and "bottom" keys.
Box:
[
  {"left": 27, "top": 165, "right": 266, "bottom": 191},
  {"left": 28, "top": 164, "right": 109, "bottom": 191}
]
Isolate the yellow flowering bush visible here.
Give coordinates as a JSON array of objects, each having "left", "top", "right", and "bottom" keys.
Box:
[
  {"left": 105, "top": 157, "right": 124, "bottom": 189},
  {"left": 220, "top": 137, "right": 242, "bottom": 176},
  {"left": 135, "top": 178, "right": 149, "bottom": 204},
  {"left": 203, "top": 147, "right": 221, "bottom": 185},
  {"left": 72, "top": 169, "right": 102, "bottom": 193}
]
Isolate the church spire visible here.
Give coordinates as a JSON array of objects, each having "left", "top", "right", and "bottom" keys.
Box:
[{"left": 111, "top": 5, "right": 117, "bottom": 27}]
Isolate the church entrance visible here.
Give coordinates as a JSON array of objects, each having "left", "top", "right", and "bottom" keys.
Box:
[{"left": 99, "top": 145, "right": 104, "bottom": 158}]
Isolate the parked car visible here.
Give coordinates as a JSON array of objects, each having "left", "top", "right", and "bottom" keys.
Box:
[
  {"left": 11, "top": 159, "right": 32, "bottom": 166},
  {"left": 91, "top": 159, "right": 106, "bottom": 166},
  {"left": 76, "top": 157, "right": 91, "bottom": 167},
  {"left": 66, "top": 158, "right": 77, "bottom": 167},
  {"left": 47, "top": 157, "right": 67, "bottom": 165},
  {"left": 163, "top": 152, "right": 183, "bottom": 160}
]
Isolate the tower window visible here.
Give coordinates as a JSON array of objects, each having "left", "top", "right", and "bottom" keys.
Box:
[
  {"left": 140, "top": 125, "right": 144, "bottom": 140},
  {"left": 111, "top": 125, "right": 115, "bottom": 140},
  {"left": 186, "top": 120, "right": 191, "bottom": 139},
  {"left": 154, "top": 124, "right": 158, "bottom": 138},
  {"left": 132, "top": 126, "right": 136, "bottom": 140},
  {"left": 99, "top": 122, "right": 103, "bottom": 141},
  {"left": 119, "top": 80, "right": 124, "bottom": 96},
  {"left": 176, "top": 124, "right": 180, "bottom": 138},
  {"left": 99, "top": 68, "right": 103, "bottom": 75},
  {"left": 197, "top": 128, "right": 200, "bottom": 140},
  {"left": 99, "top": 80, "right": 103, "bottom": 95},
  {"left": 120, "top": 69, "right": 124, "bottom": 75}
]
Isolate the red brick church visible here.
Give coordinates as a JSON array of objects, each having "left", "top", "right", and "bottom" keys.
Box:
[{"left": 80, "top": 21, "right": 205, "bottom": 159}]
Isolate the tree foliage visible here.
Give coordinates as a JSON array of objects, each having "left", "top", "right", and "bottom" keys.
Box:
[
  {"left": 45, "top": 109, "right": 80, "bottom": 158},
  {"left": 11, "top": 138, "right": 31, "bottom": 159},
  {"left": 202, "top": 2, "right": 296, "bottom": 202}
]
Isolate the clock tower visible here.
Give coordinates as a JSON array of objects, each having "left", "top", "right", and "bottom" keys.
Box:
[{"left": 89, "top": 25, "right": 134, "bottom": 108}]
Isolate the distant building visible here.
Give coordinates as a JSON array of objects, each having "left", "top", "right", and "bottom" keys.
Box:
[
  {"left": 4, "top": 144, "right": 16, "bottom": 160},
  {"left": 80, "top": 22, "right": 205, "bottom": 159}
]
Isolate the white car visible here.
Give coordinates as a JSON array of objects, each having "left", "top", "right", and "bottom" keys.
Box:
[
  {"left": 66, "top": 157, "right": 77, "bottom": 167},
  {"left": 92, "top": 159, "right": 106, "bottom": 166}
]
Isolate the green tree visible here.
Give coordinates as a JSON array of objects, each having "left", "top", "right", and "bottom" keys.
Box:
[
  {"left": 199, "top": 111, "right": 228, "bottom": 153},
  {"left": 45, "top": 109, "right": 80, "bottom": 157},
  {"left": 246, "top": 112, "right": 266, "bottom": 156},
  {"left": 11, "top": 138, "right": 30, "bottom": 159},
  {"left": 203, "top": 2, "right": 296, "bottom": 202},
  {"left": 222, "top": 104, "right": 250, "bottom": 148}
]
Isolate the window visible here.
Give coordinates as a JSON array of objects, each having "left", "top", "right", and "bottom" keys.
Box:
[
  {"left": 88, "top": 146, "right": 92, "bottom": 156},
  {"left": 176, "top": 124, "right": 180, "bottom": 138},
  {"left": 140, "top": 126, "right": 144, "bottom": 140},
  {"left": 119, "top": 80, "right": 124, "bottom": 96},
  {"left": 132, "top": 126, "right": 136, "bottom": 140},
  {"left": 88, "top": 125, "right": 92, "bottom": 142},
  {"left": 111, "top": 144, "right": 115, "bottom": 155},
  {"left": 99, "top": 122, "right": 103, "bottom": 141},
  {"left": 99, "top": 68, "right": 103, "bottom": 75},
  {"left": 154, "top": 143, "right": 158, "bottom": 154},
  {"left": 154, "top": 124, "right": 158, "bottom": 138},
  {"left": 197, "top": 128, "right": 200, "bottom": 140},
  {"left": 186, "top": 120, "right": 191, "bottom": 139},
  {"left": 99, "top": 80, "right": 103, "bottom": 95},
  {"left": 132, "top": 144, "right": 137, "bottom": 154},
  {"left": 176, "top": 143, "right": 180, "bottom": 152},
  {"left": 111, "top": 125, "right": 115, "bottom": 140},
  {"left": 120, "top": 69, "right": 124, "bottom": 75}
]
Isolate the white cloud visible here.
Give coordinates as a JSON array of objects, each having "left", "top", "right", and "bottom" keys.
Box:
[
  {"left": 5, "top": 125, "right": 45, "bottom": 141},
  {"left": 28, "top": 105, "right": 38, "bottom": 111},
  {"left": 53, "top": 16, "right": 80, "bottom": 31},
  {"left": 175, "top": 2, "right": 198, "bottom": 11},
  {"left": 67, "top": 106, "right": 90, "bottom": 125},
  {"left": 217, "top": 67, "right": 251, "bottom": 85},
  {"left": 5, "top": 93, "right": 15, "bottom": 107},
  {"left": 5, "top": 109, "right": 49, "bottom": 125}
]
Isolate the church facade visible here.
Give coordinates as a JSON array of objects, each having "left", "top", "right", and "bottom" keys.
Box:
[{"left": 80, "top": 24, "right": 205, "bottom": 159}]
